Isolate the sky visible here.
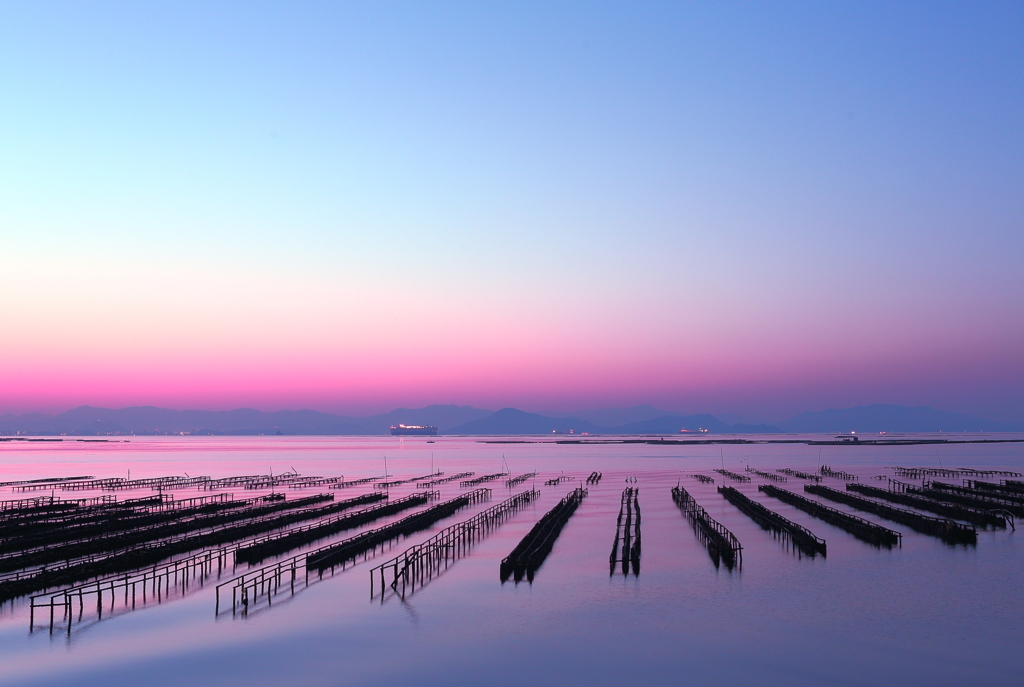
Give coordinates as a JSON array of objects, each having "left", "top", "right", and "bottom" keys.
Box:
[{"left": 1, "top": 2, "right": 1022, "bottom": 423}]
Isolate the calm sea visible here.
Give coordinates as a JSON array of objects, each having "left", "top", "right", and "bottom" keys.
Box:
[{"left": 0, "top": 435, "right": 1021, "bottom": 687}]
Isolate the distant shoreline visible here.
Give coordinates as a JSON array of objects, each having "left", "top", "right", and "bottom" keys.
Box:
[
  {"left": 4, "top": 434, "right": 1022, "bottom": 448},
  {"left": 486, "top": 437, "right": 1024, "bottom": 446}
]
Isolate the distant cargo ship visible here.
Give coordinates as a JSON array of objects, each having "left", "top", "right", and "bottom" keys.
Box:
[{"left": 390, "top": 424, "right": 438, "bottom": 436}]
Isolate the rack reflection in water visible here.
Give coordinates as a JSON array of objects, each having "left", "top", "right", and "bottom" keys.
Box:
[
  {"left": 671, "top": 484, "right": 742, "bottom": 570},
  {"left": 371, "top": 489, "right": 540, "bottom": 600},
  {"left": 500, "top": 487, "right": 587, "bottom": 583},
  {"left": 609, "top": 487, "right": 640, "bottom": 576}
]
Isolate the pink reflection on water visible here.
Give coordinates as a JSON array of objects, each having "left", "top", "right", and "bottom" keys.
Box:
[{"left": 0, "top": 437, "right": 1021, "bottom": 686}]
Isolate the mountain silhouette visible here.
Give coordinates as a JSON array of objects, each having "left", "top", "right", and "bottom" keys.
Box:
[
  {"left": 0, "top": 403, "right": 1018, "bottom": 436},
  {"left": 776, "top": 404, "right": 1023, "bottom": 433}
]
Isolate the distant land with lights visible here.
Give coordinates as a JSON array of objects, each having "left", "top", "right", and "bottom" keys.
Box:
[{"left": 1, "top": 404, "right": 1021, "bottom": 437}]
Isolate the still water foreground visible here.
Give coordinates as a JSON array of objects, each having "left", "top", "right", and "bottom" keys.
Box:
[{"left": 0, "top": 435, "right": 1021, "bottom": 687}]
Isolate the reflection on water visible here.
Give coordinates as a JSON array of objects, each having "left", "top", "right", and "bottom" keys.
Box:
[{"left": 0, "top": 435, "right": 1022, "bottom": 687}]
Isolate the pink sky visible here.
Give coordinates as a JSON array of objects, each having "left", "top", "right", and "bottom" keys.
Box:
[
  {"left": 3, "top": 4, "right": 1022, "bottom": 423},
  {"left": 3, "top": 280, "right": 1020, "bottom": 422}
]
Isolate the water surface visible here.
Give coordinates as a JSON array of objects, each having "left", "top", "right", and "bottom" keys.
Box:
[{"left": 0, "top": 435, "right": 1021, "bottom": 686}]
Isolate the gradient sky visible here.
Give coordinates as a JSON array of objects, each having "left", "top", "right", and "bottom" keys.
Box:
[{"left": 2, "top": 2, "right": 1022, "bottom": 422}]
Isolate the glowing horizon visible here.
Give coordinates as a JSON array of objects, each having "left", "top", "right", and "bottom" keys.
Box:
[{"left": 2, "top": 4, "right": 1022, "bottom": 423}]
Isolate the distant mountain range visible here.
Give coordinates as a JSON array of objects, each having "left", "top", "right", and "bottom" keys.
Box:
[
  {"left": 446, "top": 408, "right": 778, "bottom": 435},
  {"left": 0, "top": 403, "right": 1019, "bottom": 436},
  {"left": 775, "top": 404, "right": 1023, "bottom": 433},
  {"left": 0, "top": 405, "right": 491, "bottom": 437}
]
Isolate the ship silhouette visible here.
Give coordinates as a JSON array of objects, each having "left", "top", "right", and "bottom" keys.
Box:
[{"left": 390, "top": 424, "right": 438, "bottom": 436}]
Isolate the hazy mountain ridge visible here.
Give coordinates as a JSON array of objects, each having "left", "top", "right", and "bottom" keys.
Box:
[
  {"left": 0, "top": 404, "right": 488, "bottom": 436},
  {"left": 540, "top": 405, "right": 671, "bottom": 427},
  {"left": 777, "top": 404, "right": 1024, "bottom": 433},
  {"left": 0, "top": 403, "right": 1019, "bottom": 436},
  {"left": 608, "top": 414, "right": 780, "bottom": 435},
  {"left": 443, "top": 408, "right": 607, "bottom": 435},
  {"left": 444, "top": 410, "right": 781, "bottom": 435}
]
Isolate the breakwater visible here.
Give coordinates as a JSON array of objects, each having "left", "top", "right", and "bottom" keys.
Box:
[
  {"left": 745, "top": 467, "right": 786, "bottom": 482},
  {"left": 0, "top": 494, "right": 337, "bottom": 601},
  {"left": 0, "top": 496, "right": 248, "bottom": 554},
  {"left": 609, "top": 487, "right": 641, "bottom": 575},
  {"left": 233, "top": 492, "right": 428, "bottom": 565},
  {"left": 846, "top": 483, "right": 1008, "bottom": 529},
  {"left": 913, "top": 482, "right": 1024, "bottom": 517},
  {"left": 718, "top": 486, "right": 825, "bottom": 557},
  {"left": 758, "top": 485, "right": 901, "bottom": 548},
  {"left": 926, "top": 481, "right": 1024, "bottom": 505},
  {"left": 963, "top": 479, "right": 1024, "bottom": 496},
  {"left": 892, "top": 466, "right": 1022, "bottom": 479},
  {"left": 804, "top": 485, "right": 976, "bottom": 545},
  {"left": 506, "top": 473, "right": 538, "bottom": 488},
  {"left": 819, "top": 466, "right": 859, "bottom": 481},
  {"left": 0, "top": 494, "right": 333, "bottom": 574},
  {"left": 330, "top": 476, "right": 386, "bottom": 490},
  {"left": 460, "top": 473, "right": 507, "bottom": 487},
  {"left": 0, "top": 476, "right": 95, "bottom": 488},
  {"left": 307, "top": 489, "right": 491, "bottom": 573},
  {"left": 777, "top": 469, "right": 821, "bottom": 482},
  {"left": 544, "top": 475, "right": 573, "bottom": 486},
  {"left": 217, "top": 489, "right": 492, "bottom": 614},
  {"left": 375, "top": 472, "right": 442, "bottom": 489},
  {"left": 501, "top": 487, "right": 588, "bottom": 583},
  {"left": 714, "top": 469, "right": 751, "bottom": 483},
  {"left": 417, "top": 472, "right": 474, "bottom": 488},
  {"left": 372, "top": 490, "right": 540, "bottom": 599},
  {"left": 671, "top": 485, "right": 742, "bottom": 570},
  {"left": 0, "top": 495, "right": 108, "bottom": 513}
]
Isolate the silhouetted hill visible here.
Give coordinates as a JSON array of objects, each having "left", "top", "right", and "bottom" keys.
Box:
[
  {"left": 543, "top": 405, "right": 671, "bottom": 426},
  {"left": 1, "top": 403, "right": 1019, "bottom": 436},
  {"left": 445, "top": 408, "right": 604, "bottom": 435},
  {"left": 363, "top": 405, "right": 492, "bottom": 433},
  {"left": 611, "top": 414, "right": 780, "bottom": 434},
  {"left": 0, "top": 404, "right": 491, "bottom": 436},
  {"left": 74, "top": 419, "right": 130, "bottom": 436},
  {"left": 445, "top": 410, "right": 780, "bottom": 435},
  {"left": 777, "top": 404, "right": 1024, "bottom": 433}
]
